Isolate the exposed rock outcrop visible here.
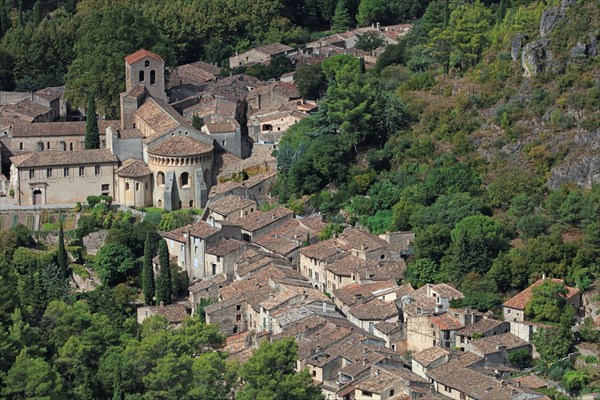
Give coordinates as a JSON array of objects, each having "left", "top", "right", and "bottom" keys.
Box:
[
  {"left": 511, "top": 33, "right": 525, "bottom": 61},
  {"left": 540, "top": 7, "right": 561, "bottom": 37},
  {"left": 521, "top": 39, "right": 551, "bottom": 77}
]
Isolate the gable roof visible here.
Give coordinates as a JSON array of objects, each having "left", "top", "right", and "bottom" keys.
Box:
[
  {"left": 11, "top": 149, "right": 118, "bottom": 168},
  {"left": 230, "top": 206, "right": 293, "bottom": 233},
  {"left": 125, "top": 49, "right": 163, "bottom": 65},
  {"left": 467, "top": 333, "right": 529, "bottom": 355},
  {"left": 116, "top": 158, "right": 153, "bottom": 178},
  {"left": 503, "top": 278, "right": 580, "bottom": 310},
  {"left": 9, "top": 120, "right": 118, "bottom": 137},
  {"left": 209, "top": 194, "right": 255, "bottom": 216},
  {"left": 254, "top": 42, "right": 293, "bottom": 56},
  {"left": 412, "top": 346, "right": 450, "bottom": 367},
  {"left": 428, "top": 313, "right": 464, "bottom": 331},
  {"left": 162, "top": 221, "right": 219, "bottom": 242}
]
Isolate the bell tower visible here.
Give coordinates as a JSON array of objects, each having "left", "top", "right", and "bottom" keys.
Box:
[{"left": 124, "top": 49, "right": 167, "bottom": 101}]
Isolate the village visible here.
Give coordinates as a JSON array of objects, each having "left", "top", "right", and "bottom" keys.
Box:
[{"left": 0, "top": 16, "right": 599, "bottom": 400}]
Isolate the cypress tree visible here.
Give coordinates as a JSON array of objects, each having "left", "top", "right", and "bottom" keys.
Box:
[
  {"left": 156, "top": 239, "right": 172, "bottom": 305},
  {"left": 84, "top": 94, "right": 100, "bottom": 149},
  {"left": 332, "top": 0, "right": 351, "bottom": 33},
  {"left": 17, "top": 0, "right": 23, "bottom": 27},
  {"left": 496, "top": 0, "right": 507, "bottom": 25},
  {"left": 0, "top": 0, "right": 9, "bottom": 37},
  {"left": 142, "top": 232, "right": 155, "bottom": 305},
  {"left": 57, "top": 217, "right": 68, "bottom": 278},
  {"left": 32, "top": 0, "right": 41, "bottom": 27}
]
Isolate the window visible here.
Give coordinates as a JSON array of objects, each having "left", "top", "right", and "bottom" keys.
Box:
[
  {"left": 64, "top": 167, "right": 69, "bottom": 177},
  {"left": 362, "top": 391, "right": 372, "bottom": 397},
  {"left": 47, "top": 142, "right": 50, "bottom": 149},
  {"left": 460, "top": 393, "right": 467, "bottom": 400},
  {"left": 136, "top": 183, "right": 140, "bottom": 191},
  {"left": 444, "top": 385, "right": 452, "bottom": 394},
  {"left": 94, "top": 165, "right": 100, "bottom": 175},
  {"left": 211, "top": 264, "right": 217, "bottom": 275},
  {"left": 389, "top": 389, "right": 395, "bottom": 396},
  {"left": 19, "top": 142, "right": 23, "bottom": 150},
  {"left": 144, "top": 60, "right": 150, "bottom": 67},
  {"left": 236, "top": 305, "right": 241, "bottom": 311},
  {"left": 216, "top": 256, "right": 221, "bottom": 262},
  {"left": 139, "top": 70, "right": 145, "bottom": 82},
  {"left": 29, "top": 170, "right": 34, "bottom": 179},
  {"left": 69, "top": 143, "right": 73, "bottom": 151},
  {"left": 312, "top": 370, "right": 316, "bottom": 377},
  {"left": 236, "top": 314, "right": 241, "bottom": 322},
  {"left": 150, "top": 70, "right": 156, "bottom": 85},
  {"left": 180, "top": 172, "right": 189, "bottom": 187},
  {"left": 79, "top": 166, "right": 85, "bottom": 176},
  {"left": 145, "top": 182, "right": 148, "bottom": 190},
  {"left": 46, "top": 168, "right": 52, "bottom": 178},
  {"left": 157, "top": 171, "right": 165, "bottom": 186},
  {"left": 125, "top": 182, "right": 130, "bottom": 191}
]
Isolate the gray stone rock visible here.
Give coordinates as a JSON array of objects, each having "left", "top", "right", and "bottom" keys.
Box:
[
  {"left": 571, "top": 42, "right": 587, "bottom": 58},
  {"left": 561, "top": 0, "right": 575, "bottom": 10},
  {"left": 522, "top": 39, "right": 550, "bottom": 77},
  {"left": 589, "top": 33, "right": 598, "bottom": 57},
  {"left": 540, "top": 7, "right": 560, "bottom": 37},
  {"left": 548, "top": 155, "right": 600, "bottom": 190},
  {"left": 511, "top": 33, "right": 525, "bottom": 61}
]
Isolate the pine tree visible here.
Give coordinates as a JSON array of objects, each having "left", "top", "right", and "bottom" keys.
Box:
[
  {"left": 156, "top": 239, "right": 172, "bottom": 305},
  {"left": 84, "top": 94, "right": 100, "bottom": 149},
  {"left": 32, "top": 0, "right": 41, "bottom": 27},
  {"left": 142, "top": 232, "right": 155, "bottom": 305},
  {"left": 57, "top": 217, "right": 68, "bottom": 278},
  {"left": 496, "top": 0, "right": 507, "bottom": 25},
  {"left": 332, "top": 0, "right": 351, "bottom": 33}
]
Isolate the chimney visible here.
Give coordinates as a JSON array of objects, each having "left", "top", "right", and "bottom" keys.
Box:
[
  {"left": 496, "top": 344, "right": 506, "bottom": 352},
  {"left": 375, "top": 368, "right": 380, "bottom": 377},
  {"left": 355, "top": 293, "right": 363, "bottom": 304}
]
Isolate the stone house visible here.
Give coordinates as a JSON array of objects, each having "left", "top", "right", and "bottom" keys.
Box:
[
  {"left": 455, "top": 318, "right": 510, "bottom": 351},
  {"left": 230, "top": 206, "right": 294, "bottom": 241},
  {"left": 34, "top": 88, "right": 61, "bottom": 122},
  {"left": 411, "top": 346, "right": 450, "bottom": 380},
  {"left": 10, "top": 149, "right": 117, "bottom": 205},
  {"left": 406, "top": 312, "right": 464, "bottom": 352},
  {"left": 204, "top": 194, "right": 257, "bottom": 227},
  {"left": 0, "top": 99, "right": 52, "bottom": 124},
  {"left": 137, "top": 303, "right": 190, "bottom": 327},
  {"left": 115, "top": 158, "right": 153, "bottom": 208},
  {"left": 248, "top": 109, "right": 308, "bottom": 144},
  {"left": 201, "top": 119, "right": 242, "bottom": 157},
  {"left": 167, "top": 61, "right": 222, "bottom": 102},
  {"left": 229, "top": 42, "right": 293, "bottom": 68},
  {"left": 188, "top": 273, "right": 229, "bottom": 312},
  {"left": 246, "top": 81, "right": 300, "bottom": 112},
  {"left": 502, "top": 277, "right": 581, "bottom": 323},
  {"left": 204, "top": 238, "right": 251, "bottom": 276},
  {"left": 466, "top": 333, "right": 532, "bottom": 366}
]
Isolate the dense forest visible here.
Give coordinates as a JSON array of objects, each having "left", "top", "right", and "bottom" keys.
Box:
[{"left": 1, "top": 0, "right": 600, "bottom": 397}]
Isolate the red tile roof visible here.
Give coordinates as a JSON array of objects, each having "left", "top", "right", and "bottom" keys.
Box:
[
  {"left": 503, "top": 278, "right": 580, "bottom": 310},
  {"left": 125, "top": 49, "right": 163, "bottom": 65},
  {"left": 429, "top": 313, "right": 464, "bottom": 331}
]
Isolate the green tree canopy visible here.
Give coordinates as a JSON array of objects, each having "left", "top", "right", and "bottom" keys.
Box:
[
  {"left": 525, "top": 280, "right": 568, "bottom": 323},
  {"left": 84, "top": 94, "right": 100, "bottom": 149},
  {"left": 95, "top": 243, "right": 136, "bottom": 286}
]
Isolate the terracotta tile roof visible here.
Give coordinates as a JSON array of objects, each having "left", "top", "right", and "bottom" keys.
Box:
[
  {"left": 183, "top": 98, "right": 237, "bottom": 118},
  {"left": 429, "top": 313, "right": 464, "bottom": 331},
  {"left": 255, "top": 42, "right": 293, "bottom": 56},
  {"left": 162, "top": 221, "right": 219, "bottom": 242},
  {"left": 427, "top": 364, "right": 504, "bottom": 400},
  {"left": 447, "top": 351, "right": 484, "bottom": 368},
  {"left": 205, "top": 238, "right": 247, "bottom": 257},
  {"left": 151, "top": 254, "right": 177, "bottom": 266},
  {"left": 349, "top": 298, "right": 398, "bottom": 321},
  {"left": 300, "top": 238, "right": 343, "bottom": 261},
  {"left": 9, "top": 99, "right": 51, "bottom": 118},
  {"left": 204, "top": 120, "right": 239, "bottom": 134},
  {"left": 135, "top": 97, "right": 192, "bottom": 136},
  {"left": 148, "top": 135, "right": 213, "bottom": 156},
  {"left": 355, "top": 366, "right": 427, "bottom": 394},
  {"left": 116, "top": 158, "right": 152, "bottom": 178},
  {"left": 117, "top": 128, "right": 144, "bottom": 139},
  {"left": 249, "top": 81, "right": 300, "bottom": 100},
  {"left": 412, "top": 346, "right": 450, "bottom": 367},
  {"left": 395, "top": 283, "right": 416, "bottom": 298},
  {"left": 333, "top": 280, "right": 399, "bottom": 308},
  {"left": 209, "top": 180, "right": 244, "bottom": 197},
  {"left": 209, "top": 194, "right": 255, "bottom": 216},
  {"left": 125, "top": 49, "right": 163, "bottom": 65},
  {"left": 168, "top": 61, "right": 221, "bottom": 88},
  {"left": 230, "top": 206, "right": 293, "bottom": 233},
  {"left": 35, "top": 87, "right": 62, "bottom": 102},
  {"left": 144, "top": 304, "right": 188, "bottom": 323},
  {"left": 188, "top": 273, "right": 228, "bottom": 294},
  {"left": 326, "top": 255, "right": 370, "bottom": 277},
  {"left": 512, "top": 375, "right": 548, "bottom": 389},
  {"left": 457, "top": 318, "right": 507, "bottom": 337},
  {"left": 253, "top": 218, "right": 323, "bottom": 256},
  {"left": 503, "top": 278, "right": 580, "bottom": 310},
  {"left": 374, "top": 321, "right": 402, "bottom": 335},
  {"left": 242, "top": 170, "right": 277, "bottom": 188},
  {"left": 9, "top": 120, "right": 117, "bottom": 137},
  {"left": 11, "top": 148, "right": 117, "bottom": 167},
  {"left": 468, "top": 333, "right": 529, "bottom": 355},
  {"left": 338, "top": 228, "right": 391, "bottom": 252}
]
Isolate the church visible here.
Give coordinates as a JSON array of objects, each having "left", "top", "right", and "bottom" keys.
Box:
[{"left": 5, "top": 49, "right": 243, "bottom": 209}]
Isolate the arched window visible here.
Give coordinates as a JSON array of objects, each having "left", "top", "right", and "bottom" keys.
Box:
[
  {"left": 139, "top": 70, "right": 145, "bottom": 82},
  {"left": 157, "top": 171, "right": 165, "bottom": 186},
  {"left": 144, "top": 60, "right": 150, "bottom": 68},
  {"left": 157, "top": 199, "right": 163, "bottom": 208},
  {"left": 180, "top": 172, "right": 190, "bottom": 187},
  {"left": 189, "top": 200, "right": 194, "bottom": 207},
  {"left": 69, "top": 143, "right": 73, "bottom": 151},
  {"left": 150, "top": 70, "right": 156, "bottom": 85}
]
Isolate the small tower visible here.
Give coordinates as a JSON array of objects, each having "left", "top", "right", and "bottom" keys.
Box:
[{"left": 124, "top": 49, "right": 167, "bottom": 101}]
